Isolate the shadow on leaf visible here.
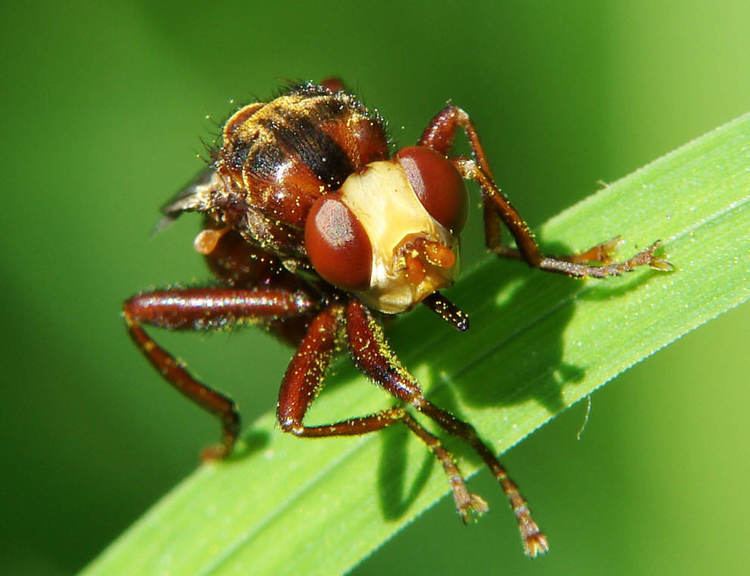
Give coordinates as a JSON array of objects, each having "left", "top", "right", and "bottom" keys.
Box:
[{"left": 376, "top": 236, "right": 665, "bottom": 519}]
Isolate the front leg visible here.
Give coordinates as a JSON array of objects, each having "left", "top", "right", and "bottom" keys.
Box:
[
  {"left": 345, "top": 299, "right": 548, "bottom": 556},
  {"left": 420, "top": 104, "right": 671, "bottom": 278},
  {"left": 123, "top": 287, "right": 315, "bottom": 459}
]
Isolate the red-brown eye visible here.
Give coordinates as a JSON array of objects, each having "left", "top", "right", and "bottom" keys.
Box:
[
  {"left": 305, "top": 195, "right": 373, "bottom": 291},
  {"left": 396, "top": 146, "right": 468, "bottom": 232}
]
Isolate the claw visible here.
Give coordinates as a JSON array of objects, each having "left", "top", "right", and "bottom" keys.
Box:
[
  {"left": 568, "top": 236, "right": 623, "bottom": 265},
  {"left": 589, "top": 235, "right": 623, "bottom": 264},
  {"left": 649, "top": 257, "right": 674, "bottom": 271},
  {"left": 457, "top": 493, "right": 489, "bottom": 523},
  {"left": 644, "top": 241, "right": 674, "bottom": 272},
  {"left": 523, "top": 529, "right": 550, "bottom": 558},
  {"left": 200, "top": 443, "right": 230, "bottom": 462}
]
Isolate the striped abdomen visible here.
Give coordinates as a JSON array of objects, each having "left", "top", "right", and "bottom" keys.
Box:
[{"left": 218, "top": 84, "right": 389, "bottom": 233}]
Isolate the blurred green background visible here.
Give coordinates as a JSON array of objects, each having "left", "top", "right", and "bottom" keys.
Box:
[{"left": 1, "top": 1, "right": 748, "bottom": 574}]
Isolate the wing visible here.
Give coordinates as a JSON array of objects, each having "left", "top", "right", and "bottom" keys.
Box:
[{"left": 154, "top": 166, "right": 221, "bottom": 233}]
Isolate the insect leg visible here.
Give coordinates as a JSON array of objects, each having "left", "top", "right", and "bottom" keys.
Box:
[
  {"left": 345, "top": 299, "right": 548, "bottom": 556},
  {"left": 123, "top": 287, "right": 316, "bottom": 460},
  {"left": 420, "top": 104, "right": 670, "bottom": 277},
  {"left": 455, "top": 157, "right": 670, "bottom": 277},
  {"left": 419, "top": 105, "right": 508, "bottom": 261},
  {"left": 277, "top": 303, "right": 486, "bottom": 521}
]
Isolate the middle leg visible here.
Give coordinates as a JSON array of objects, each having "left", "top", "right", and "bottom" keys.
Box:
[{"left": 276, "top": 303, "right": 487, "bottom": 520}]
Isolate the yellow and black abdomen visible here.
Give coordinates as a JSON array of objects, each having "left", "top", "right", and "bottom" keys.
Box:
[{"left": 218, "top": 83, "right": 389, "bottom": 231}]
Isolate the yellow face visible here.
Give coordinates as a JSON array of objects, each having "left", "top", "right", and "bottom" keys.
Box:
[{"left": 338, "top": 161, "right": 460, "bottom": 314}]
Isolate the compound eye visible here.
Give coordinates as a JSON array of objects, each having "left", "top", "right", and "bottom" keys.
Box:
[
  {"left": 305, "top": 195, "right": 373, "bottom": 291},
  {"left": 396, "top": 146, "right": 468, "bottom": 232}
]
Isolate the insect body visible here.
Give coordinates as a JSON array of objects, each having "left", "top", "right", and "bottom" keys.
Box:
[{"left": 124, "top": 79, "right": 670, "bottom": 556}]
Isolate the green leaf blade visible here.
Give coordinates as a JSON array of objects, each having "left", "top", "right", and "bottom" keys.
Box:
[{"left": 83, "top": 113, "right": 750, "bottom": 576}]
